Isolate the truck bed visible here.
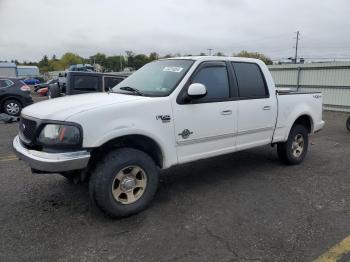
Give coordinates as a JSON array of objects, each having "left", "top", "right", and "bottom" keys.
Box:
[{"left": 272, "top": 91, "right": 324, "bottom": 143}]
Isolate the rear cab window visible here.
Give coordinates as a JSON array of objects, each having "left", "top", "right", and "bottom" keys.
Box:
[
  {"left": 104, "top": 77, "right": 124, "bottom": 91},
  {"left": 73, "top": 75, "right": 99, "bottom": 92},
  {"left": 231, "top": 62, "right": 269, "bottom": 99}
]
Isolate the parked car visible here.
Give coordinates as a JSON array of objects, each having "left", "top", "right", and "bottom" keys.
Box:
[
  {"left": 37, "top": 87, "right": 49, "bottom": 96},
  {"left": 48, "top": 71, "right": 128, "bottom": 98},
  {"left": 34, "top": 79, "right": 57, "bottom": 92},
  {"left": 0, "top": 78, "right": 33, "bottom": 116},
  {"left": 23, "top": 77, "right": 40, "bottom": 85},
  {"left": 13, "top": 57, "right": 325, "bottom": 218}
]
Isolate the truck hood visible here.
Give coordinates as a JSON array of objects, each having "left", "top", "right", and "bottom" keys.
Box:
[{"left": 21, "top": 93, "right": 144, "bottom": 121}]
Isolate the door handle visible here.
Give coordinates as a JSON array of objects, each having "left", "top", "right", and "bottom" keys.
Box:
[
  {"left": 263, "top": 106, "right": 271, "bottom": 110},
  {"left": 221, "top": 110, "right": 232, "bottom": 115}
]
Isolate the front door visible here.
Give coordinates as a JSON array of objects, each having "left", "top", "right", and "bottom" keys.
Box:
[{"left": 172, "top": 62, "right": 237, "bottom": 164}]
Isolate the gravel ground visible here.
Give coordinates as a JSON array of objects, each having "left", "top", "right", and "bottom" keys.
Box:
[{"left": 0, "top": 110, "right": 349, "bottom": 262}]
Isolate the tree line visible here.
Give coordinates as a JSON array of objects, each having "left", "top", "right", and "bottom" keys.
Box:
[{"left": 8, "top": 50, "right": 273, "bottom": 73}]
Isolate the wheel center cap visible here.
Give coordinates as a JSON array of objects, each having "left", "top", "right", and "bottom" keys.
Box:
[{"left": 120, "top": 177, "right": 136, "bottom": 191}]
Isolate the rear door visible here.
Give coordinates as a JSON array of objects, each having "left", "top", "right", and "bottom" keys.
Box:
[{"left": 232, "top": 62, "right": 277, "bottom": 150}]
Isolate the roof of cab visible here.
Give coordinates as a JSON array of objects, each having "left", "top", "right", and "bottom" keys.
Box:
[{"left": 165, "top": 56, "right": 263, "bottom": 63}]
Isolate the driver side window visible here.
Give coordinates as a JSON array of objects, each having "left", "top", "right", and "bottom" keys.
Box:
[{"left": 192, "top": 66, "right": 230, "bottom": 101}]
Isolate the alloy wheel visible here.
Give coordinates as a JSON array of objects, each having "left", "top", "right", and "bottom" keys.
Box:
[{"left": 111, "top": 165, "right": 147, "bottom": 204}]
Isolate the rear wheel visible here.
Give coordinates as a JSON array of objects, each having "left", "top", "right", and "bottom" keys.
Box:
[
  {"left": 277, "top": 124, "right": 309, "bottom": 165},
  {"left": 2, "top": 99, "right": 22, "bottom": 116},
  {"left": 346, "top": 117, "right": 350, "bottom": 132},
  {"left": 48, "top": 85, "right": 60, "bottom": 99},
  {"left": 89, "top": 148, "right": 159, "bottom": 218}
]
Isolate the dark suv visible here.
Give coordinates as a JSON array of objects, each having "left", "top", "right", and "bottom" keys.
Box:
[
  {"left": 49, "top": 71, "right": 129, "bottom": 98},
  {"left": 0, "top": 78, "right": 33, "bottom": 116}
]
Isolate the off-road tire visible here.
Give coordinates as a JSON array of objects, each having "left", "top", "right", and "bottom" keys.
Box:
[
  {"left": 89, "top": 148, "right": 159, "bottom": 218},
  {"left": 48, "top": 85, "right": 60, "bottom": 99},
  {"left": 346, "top": 117, "right": 350, "bottom": 132},
  {"left": 277, "top": 124, "right": 309, "bottom": 165}
]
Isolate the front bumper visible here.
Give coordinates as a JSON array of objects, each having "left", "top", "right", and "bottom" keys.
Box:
[{"left": 13, "top": 135, "right": 90, "bottom": 173}]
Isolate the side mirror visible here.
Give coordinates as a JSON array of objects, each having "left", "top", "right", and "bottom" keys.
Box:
[{"left": 187, "top": 83, "right": 207, "bottom": 98}]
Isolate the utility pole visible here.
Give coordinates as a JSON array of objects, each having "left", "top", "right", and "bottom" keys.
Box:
[
  {"left": 294, "top": 31, "right": 300, "bottom": 64},
  {"left": 120, "top": 53, "right": 123, "bottom": 72},
  {"left": 207, "top": 48, "right": 213, "bottom": 56}
]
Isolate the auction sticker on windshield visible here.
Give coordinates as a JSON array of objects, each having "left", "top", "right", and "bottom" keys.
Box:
[{"left": 163, "top": 67, "right": 183, "bottom": 73}]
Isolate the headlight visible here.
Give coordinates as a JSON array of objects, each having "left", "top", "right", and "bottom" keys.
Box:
[{"left": 38, "top": 124, "right": 81, "bottom": 146}]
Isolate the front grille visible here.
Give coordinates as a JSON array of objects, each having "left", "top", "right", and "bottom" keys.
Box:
[{"left": 19, "top": 117, "right": 37, "bottom": 143}]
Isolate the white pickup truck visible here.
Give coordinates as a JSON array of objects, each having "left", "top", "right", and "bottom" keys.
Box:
[{"left": 13, "top": 57, "right": 325, "bottom": 218}]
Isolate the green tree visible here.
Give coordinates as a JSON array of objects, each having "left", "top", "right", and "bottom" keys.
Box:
[
  {"left": 38, "top": 55, "right": 49, "bottom": 67},
  {"left": 149, "top": 52, "right": 159, "bottom": 61},
  {"left": 215, "top": 52, "right": 225, "bottom": 56},
  {"left": 125, "top": 51, "right": 135, "bottom": 68},
  {"left": 234, "top": 50, "right": 273, "bottom": 65},
  {"left": 48, "top": 60, "right": 64, "bottom": 71},
  {"left": 133, "top": 54, "right": 149, "bottom": 69},
  {"left": 90, "top": 53, "right": 107, "bottom": 66},
  {"left": 106, "top": 55, "right": 125, "bottom": 72},
  {"left": 60, "top": 52, "right": 83, "bottom": 68},
  {"left": 37, "top": 55, "right": 50, "bottom": 72}
]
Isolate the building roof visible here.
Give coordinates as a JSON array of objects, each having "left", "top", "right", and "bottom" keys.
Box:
[
  {"left": 0, "top": 62, "right": 16, "bottom": 68},
  {"left": 268, "top": 61, "right": 350, "bottom": 70},
  {"left": 17, "top": 65, "right": 39, "bottom": 69}
]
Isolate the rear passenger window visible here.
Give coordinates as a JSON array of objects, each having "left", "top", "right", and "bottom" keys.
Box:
[
  {"left": 104, "top": 77, "right": 123, "bottom": 91},
  {"left": 232, "top": 62, "right": 268, "bottom": 98},
  {"left": 192, "top": 66, "right": 230, "bottom": 100},
  {"left": 73, "top": 76, "right": 99, "bottom": 91},
  {"left": 5, "top": 80, "right": 13, "bottom": 86},
  {"left": 0, "top": 79, "right": 13, "bottom": 88},
  {"left": 0, "top": 80, "right": 6, "bottom": 88}
]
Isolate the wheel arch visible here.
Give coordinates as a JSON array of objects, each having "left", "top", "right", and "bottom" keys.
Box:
[
  {"left": 90, "top": 134, "right": 164, "bottom": 168},
  {"left": 292, "top": 114, "right": 314, "bottom": 133},
  {"left": 0, "top": 95, "right": 23, "bottom": 107}
]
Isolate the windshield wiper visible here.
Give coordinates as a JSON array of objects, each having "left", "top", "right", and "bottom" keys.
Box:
[{"left": 119, "top": 86, "right": 144, "bottom": 96}]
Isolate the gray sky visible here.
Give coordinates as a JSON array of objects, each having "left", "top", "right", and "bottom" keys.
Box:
[{"left": 1, "top": 0, "right": 350, "bottom": 62}]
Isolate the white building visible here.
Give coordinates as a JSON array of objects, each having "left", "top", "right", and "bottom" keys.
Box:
[{"left": 17, "top": 65, "right": 40, "bottom": 77}]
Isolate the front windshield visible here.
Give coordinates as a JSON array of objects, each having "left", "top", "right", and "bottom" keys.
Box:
[{"left": 113, "top": 59, "right": 194, "bottom": 96}]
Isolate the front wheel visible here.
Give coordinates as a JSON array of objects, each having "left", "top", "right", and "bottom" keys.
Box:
[
  {"left": 89, "top": 148, "right": 159, "bottom": 218},
  {"left": 277, "top": 124, "right": 309, "bottom": 165},
  {"left": 346, "top": 117, "right": 350, "bottom": 132}
]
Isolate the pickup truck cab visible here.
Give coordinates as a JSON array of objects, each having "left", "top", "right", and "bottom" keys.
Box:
[
  {"left": 13, "top": 57, "right": 325, "bottom": 218},
  {"left": 49, "top": 71, "right": 128, "bottom": 98}
]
